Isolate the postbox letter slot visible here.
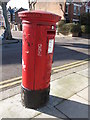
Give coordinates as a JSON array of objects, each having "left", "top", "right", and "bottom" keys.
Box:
[{"left": 47, "top": 31, "right": 55, "bottom": 35}]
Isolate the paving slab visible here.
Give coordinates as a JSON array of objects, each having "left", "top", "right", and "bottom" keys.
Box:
[
  {"left": 34, "top": 113, "right": 57, "bottom": 118},
  {"left": 33, "top": 113, "right": 66, "bottom": 120},
  {"left": 0, "top": 86, "right": 21, "bottom": 100},
  {"left": 46, "top": 93, "right": 64, "bottom": 107},
  {"left": 77, "top": 86, "right": 88, "bottom": 102},
  {"left": 0, "top": 65, "right": 89, "bottom": 119},
  {"left": 37, "top": 106, "right": 67, "bottom": 119},
  {"left": 51, "top": 65, "right": 86, "bottom": 81},
  {"left": 0, "top": 93, "right": 67, "bottom": 119},
  {"left": 0, "top": 94, "right": 40, "bottom": 119},
  {"left": 51, "top": 73, "right": 88, "bottom": 95},
  {"left": 50, "top": 84, "right": 75, "bottom": 99},
  {"left": 76, "top": 68, "right": 89, "bottom": 78},
  {"left": 68, "top": 94, "right": 88, "bottom": 105},
  {"left": 55, "top": 95, "right": 88, "bottom": 119}
]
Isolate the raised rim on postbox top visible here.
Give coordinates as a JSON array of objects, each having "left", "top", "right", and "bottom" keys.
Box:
[{"left": 18, "top": 10, "right": 61, "bottom": 23}]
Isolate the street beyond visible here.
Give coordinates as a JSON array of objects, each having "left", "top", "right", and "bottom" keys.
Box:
[{"left": 1, "top": 31, "right": 89, "bottom": 81}]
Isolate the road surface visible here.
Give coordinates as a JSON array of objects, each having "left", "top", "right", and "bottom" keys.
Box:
[{"left": 1, "top": 31, "right": 89, "bottom": 81}]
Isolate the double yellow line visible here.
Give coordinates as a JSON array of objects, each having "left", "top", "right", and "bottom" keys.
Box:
[
  {"left": 52, "top": 58, "right": 89, "bottom": 73},
  {"left": 0, "top": 76, "right": 22, "bottom": 89},
  {"left": 0, "top": 58, "right": 89, "bottom": 90}
]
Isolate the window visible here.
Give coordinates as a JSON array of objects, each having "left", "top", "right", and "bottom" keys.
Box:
[
  {"left": 66, "top": 4, "right": 69, "bottom": 13},
  {"left": 74, "top": 5, "right": 76, "bottom": 15},
  {"left": 65, "top": 3, "right": 70, "bottom": 14},
  {"left": 86, "top": 8, "right": 90, "bottom": 13},
  {"left": 78, "top": 6, "right": 80, "bottom": 15}
]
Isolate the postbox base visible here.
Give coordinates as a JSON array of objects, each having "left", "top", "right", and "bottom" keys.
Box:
[{"left": 21, "top": 85, "right": 50, "bottom": 109}]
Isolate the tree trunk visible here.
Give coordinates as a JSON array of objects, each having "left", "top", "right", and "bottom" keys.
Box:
[{"left": 1, "top": 2, "right": 12, "bottom": 40}]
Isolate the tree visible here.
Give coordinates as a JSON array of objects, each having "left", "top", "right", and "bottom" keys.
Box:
[
  {"left": 28, "top": 0, "right": 37, "bottom": 11},
  {"left": 0, "top": 1, "right": 12, "bottom": 40}
]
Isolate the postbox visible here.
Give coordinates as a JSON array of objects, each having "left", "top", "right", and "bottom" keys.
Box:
[{"left": 18, "top": 10, "right": 61, "bottom": 109}]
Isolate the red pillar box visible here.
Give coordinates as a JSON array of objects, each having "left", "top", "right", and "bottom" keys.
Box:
[{"left": 18, "top": 10, "right": 61, "bottom": 109}]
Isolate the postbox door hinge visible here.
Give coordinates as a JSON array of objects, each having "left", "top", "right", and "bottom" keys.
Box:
[{"left": 46, "top": 38, "right": 48, "bottom": 54}]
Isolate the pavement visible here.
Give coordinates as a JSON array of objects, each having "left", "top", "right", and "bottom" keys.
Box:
[
  {"left": 0, "top": 30, "right": 22, "bottom": 45},
  {"left": 0, "top": 30, "right": 89, "bottom": 119},
  {"left": 0, "top": 63, "right": 89, "bottom": 119}
]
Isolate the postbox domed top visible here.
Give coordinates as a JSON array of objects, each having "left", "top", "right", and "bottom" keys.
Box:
[{"left": 18, "top": 10, "right": 61, "bottom": 24}]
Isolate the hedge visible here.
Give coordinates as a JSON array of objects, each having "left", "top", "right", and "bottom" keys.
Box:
[
  {"left": 58, "top": 22, "right": 81, "bottom": 35},
  {"left": 81, "top": 25, "right": 90, "bottom": 34},
  {"left": 58, "top": 20, "right": 66, "bottom": 28}
]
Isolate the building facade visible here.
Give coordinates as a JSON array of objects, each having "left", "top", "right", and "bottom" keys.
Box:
[
  {"left": 7, "top": 7, "right": 27, "bottom": 31},
  {"left": 35, "top": 0, "right": 89, "bottom": 23},
  {"left": 35, "top": 1, "right": 66, "bottom": 20},
  {"left": 65, "top": 1, "right": 87, "bottom": 23},
  {"left": 0, "top": 6, "right": 5, "bottom": 27},
  {"left": 86, "top": 1, "right": 90, "bottom": 12}
]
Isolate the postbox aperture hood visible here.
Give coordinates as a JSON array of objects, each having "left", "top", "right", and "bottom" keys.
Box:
[{"left": 18, "top": 10, "right": 61, "bottom": 24}]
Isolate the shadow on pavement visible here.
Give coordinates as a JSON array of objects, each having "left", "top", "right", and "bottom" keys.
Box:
[
  {"left": 59, "top": 43, "right": 90, "bottom": 49},
  {"left": 53, "top": 43, "right": 89, "bottom": 63},
  {"left": 80, "top": 35, "right": 90, "bottom": 39},
  {"left": 37, "top": 95, "right": 89, "bottom": 119}
]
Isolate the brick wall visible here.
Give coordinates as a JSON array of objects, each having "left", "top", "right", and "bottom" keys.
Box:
[
  {"left": 66, "top": 3, "right": 86, "bottom": 22},
  {"left": 80, "top": 5, "right": 86, "bottom": 14},
  {"left": 68, "top": 4, "right": 74, "bottom": 22},
  {"left": 15, "top": 8, "right": 25, "bottom": 25}
]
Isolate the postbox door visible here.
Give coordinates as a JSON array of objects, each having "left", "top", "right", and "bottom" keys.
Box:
[
  {"left": 44, "top": 31, "right": 55, "bottom": 88},
  {"left": 34, "top": 25, "right": 55, "bottom": 90},
  {"left": 34, "top": 25, "right": 47, "bottom": 90}
]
